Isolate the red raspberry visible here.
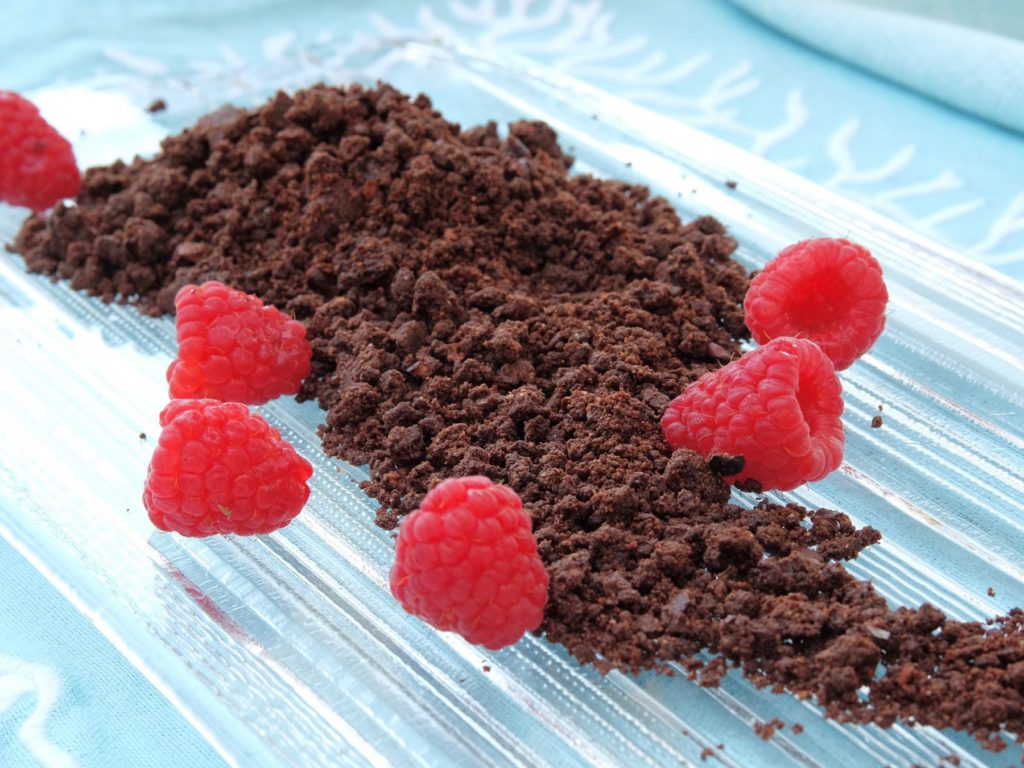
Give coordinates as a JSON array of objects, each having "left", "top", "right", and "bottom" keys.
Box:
[
  {"left": 661, "top": 337, "right": 845, "bottom": 491},
  {"left": 167, "top": 282, "right": 312, "bottom": 405},
  {"left": 389, "top": 476, "right": 549, "bottom": 650},
  {"left": 0, "top": 91, "right": 80, "bottom": 212},
  {"left": 743, "top": 238, "right": 888, "bottom": 371},
  {"left": 143, "top": 399, "right": 313, "bottom": 537}
]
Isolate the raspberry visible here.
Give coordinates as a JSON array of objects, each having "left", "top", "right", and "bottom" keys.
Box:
[
  {"left": 167, "top": 282, "right": 312, "bottom": 405},
  {"left": 143, "top": 399, "right": 313, "bottom": 536},
  {"left": 0, "top": 91, "right": 80, "bottom": 212},
  {"left": 389, "top": 476, "right": 549, "bottom": 650},
  {"left": 743, "top": 238, "right": 888, "bottom": 370},
  {"left": 661, "top": 337, "right": 845, "bottom": 491}
]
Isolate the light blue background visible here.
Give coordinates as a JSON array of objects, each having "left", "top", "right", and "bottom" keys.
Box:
[
  {"left": 2, "top": 1, "right": 1021, "bottom": 766},
  {"left": 0, "top": 545, "right": 225, "bottom": 767}
]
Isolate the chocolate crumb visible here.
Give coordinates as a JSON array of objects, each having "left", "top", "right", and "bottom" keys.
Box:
[
  {"left": 708, "top": 453, "right": 744, "bottom": 477},
  {"left": 138, "top": 431, "right": 147, "bottom": 440},
  {"left": 706, "top": 341, "right": 733, "bottom": 362},
  {"left": 734, "top": 477, "right": 763, "bottom": 493},
  {"left": 700, "top": 747, "right": 714, "bottom": 761},
  {"left": 754, "top": 718, "right": 785, "bottom": 740},
  {"left": 725, "top": 180, "right": 737, "bottom": 189},
  {"left": 989, "top": 587, "right": 997, "bottom": 597},
  {"left": 791, "top": 723, "right": 804, "bottom": 734},
  {"left": 14, "top": 82, "right": 1024, "bottom": 750},
  {"left": 482, "top": 665, "right": 491, "bottom": 673},
  {"left": 146, "top": 98, "right": 167, "bottom": 113},
  {"left": 871, "top": 415, "right": 884, "bottom": 429}
]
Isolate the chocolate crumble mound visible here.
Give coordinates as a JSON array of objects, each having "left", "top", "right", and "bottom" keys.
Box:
[{"left": 12, "top": 83, "right": 1024, "bottom": 749}]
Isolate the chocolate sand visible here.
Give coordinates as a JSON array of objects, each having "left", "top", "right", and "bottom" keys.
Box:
[{"left": 11, "top": 83, "right": 1024, "bottom": 749}]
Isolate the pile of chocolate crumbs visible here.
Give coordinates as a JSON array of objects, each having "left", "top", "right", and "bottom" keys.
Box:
[{"left": 12, "top": 83, "right": 1024, "bottom": 750}]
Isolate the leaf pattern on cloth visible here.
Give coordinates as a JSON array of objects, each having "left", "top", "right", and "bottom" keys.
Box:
[{"left": 0, "top": 656, "right": 76, "bottom": 768}]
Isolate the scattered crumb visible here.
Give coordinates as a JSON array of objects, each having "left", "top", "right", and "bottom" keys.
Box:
[
  {"left": 725, "top": 179, "right": 737, "bottom": 189},
  {"left": 707, "top": 341, "right": 733, "bottom": 362},
  {"left": 791, "top": 723, "right": 804, "bottom": 734},
  {"left": 625, "top": 162, "right": 632, "bottom": 168},
  {"left": 871, "top": 415, "right": 884, "bottom": 429},
  {"left": 877, "top": 403, "right": 884, "bottom": 412},
  {"left": 146, "top": 98, "right": 167, "bottom": 113},
  {"left": 700, "top": 746, "right": 714, "bottom": 761},
  {"left": 709, "top": 453, "right": 745, "bottom": 476},
  {"left": 988, "top": 587, "right": 996, "bottom": 597},
  {"left": 979, "top": 733, "right": 1006, "bottom": 751},
  {"left": 939, "top": 754, "right": 961, "bottom": 766},
  {"left": 735, "top": 478, "right": 763, "bottom": 493},
  {"left": 754, "top": 718, "right": 785, "bottom": 740},
  {"left": 716, "top": 744, "right": 724, "bottom": 750},
  {"left": 138, "top": 431, "right": 147, "bottom": 440},
  {"left": 482, "top": 664, "right": 491, "bottom": 673}
]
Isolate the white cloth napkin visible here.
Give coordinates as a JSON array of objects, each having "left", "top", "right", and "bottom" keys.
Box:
[{"left": 725, "top": 0, "right": 1024, "bottom": 134}]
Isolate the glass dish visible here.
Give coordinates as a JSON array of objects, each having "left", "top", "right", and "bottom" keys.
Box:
[{"left": 2, "top": 37, "right": 1023, "bottom": 767}]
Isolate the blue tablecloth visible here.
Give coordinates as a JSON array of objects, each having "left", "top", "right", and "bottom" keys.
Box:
[{"left": 2, "top": 2, "right": 1022, "bottom": 766}]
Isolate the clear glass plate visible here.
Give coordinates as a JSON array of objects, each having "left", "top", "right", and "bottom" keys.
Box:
[{"left": 2, "top": 37, "right": 1023, "bottom": 768}]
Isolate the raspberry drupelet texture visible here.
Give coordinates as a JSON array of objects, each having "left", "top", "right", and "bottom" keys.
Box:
[
  {"left": 167, "top": 281, "right": 312, "bottom": 405},
  {"left": 390, "top": 476, "right": 549, "bottom": 650},
  {"left": 143, "top": 399, "right": 313, "bottom": 537},
  {"left": 662, "top": 337, "right": 845, "bottom": 491},
  {"left": 744, "top": 238, "right": 888, "bottom": 371},
  {"left": 0, "top": 91, "right": 80, "bottom": 212}
]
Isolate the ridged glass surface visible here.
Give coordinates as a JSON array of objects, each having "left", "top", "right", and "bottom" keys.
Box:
[{"left": 1, "top": 39, "right": 1023, "bottom": 768}]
